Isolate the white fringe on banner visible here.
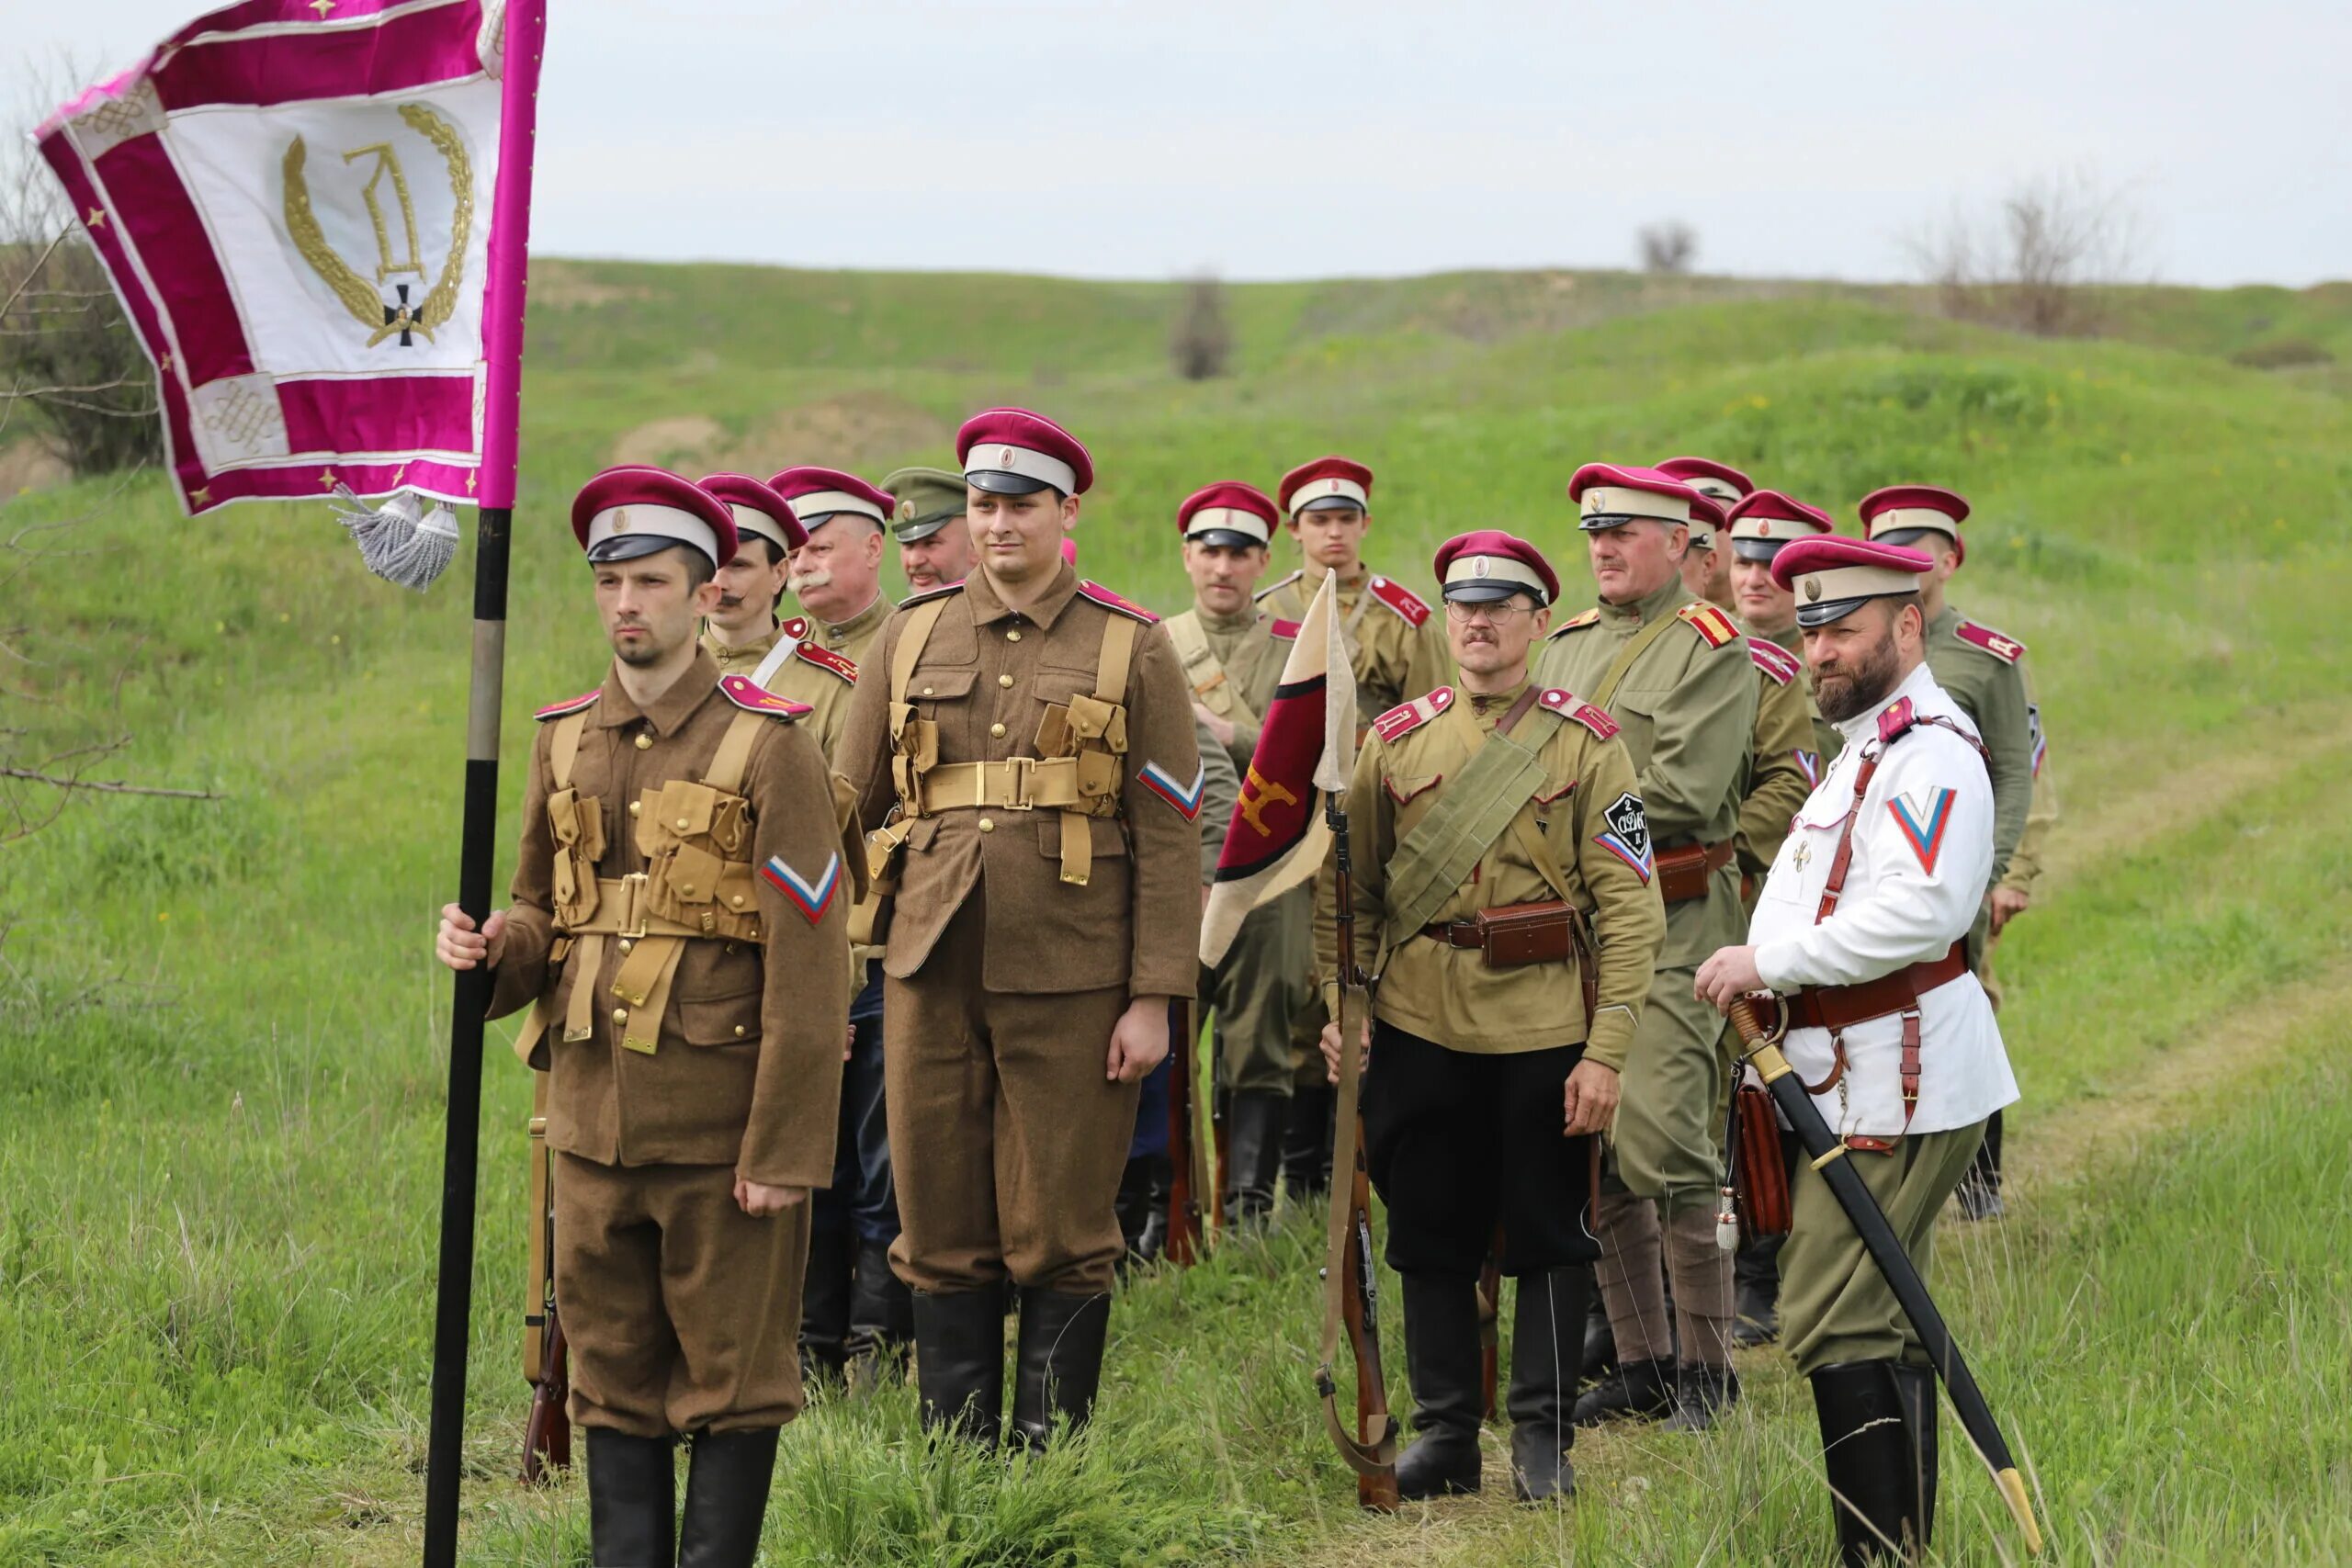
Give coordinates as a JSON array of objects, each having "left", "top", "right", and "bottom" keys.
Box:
[{"left": 330, "top": 485, "right": 460, "bottom": 592}]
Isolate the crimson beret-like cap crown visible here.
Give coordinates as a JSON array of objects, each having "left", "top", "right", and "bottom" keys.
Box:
[
  {"left": 698, "top": 471, "right": 807, "bottom": 554},
  {"left": 1433, "top": 528, "right": 1561, "bottom": 606},
  {"left": 957, "top": 407, "right": 1093, "bottom": 497},
  {"left": 766, "top": 467, "right": 895, "bottom": 531},
  {"left": 571, "top": 466, "right": 737, "bottom": 567},
  {"left": 1278, "top": 455, "right": 1374, "bottom": 517},
  {"left": 1859, "top": 483, "right": 1971, "bottom": 564},
  {"left": 1177, "top": 480, "right": 1279, "bottom": 547},
  {"left": 1772, "top": 535, "right": 1935, "bottom": 626},
  {"left": 1568, "top": 462, "right": 1725, "bottom": 532}
]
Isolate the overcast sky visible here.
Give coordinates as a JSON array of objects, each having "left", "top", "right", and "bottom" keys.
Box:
[{"left": 13, "top": 1, "right": 2346, "bottom": 288}]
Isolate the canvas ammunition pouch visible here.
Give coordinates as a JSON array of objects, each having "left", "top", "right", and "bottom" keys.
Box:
[
  {"left": 887, "top": 592, "right": 1137, "bottom": 887},
  {"left": 514, "top": 705, "right": 765, "bottom": 1062}
]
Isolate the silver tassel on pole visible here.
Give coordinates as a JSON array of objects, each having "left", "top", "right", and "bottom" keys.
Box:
[{"left": 330, "top": 484, "right": 461, "bottom": 592}]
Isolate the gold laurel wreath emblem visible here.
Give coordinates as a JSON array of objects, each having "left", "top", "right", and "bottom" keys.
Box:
[{"left": 282, "top": 103, "right": 473, "bottom": 347}]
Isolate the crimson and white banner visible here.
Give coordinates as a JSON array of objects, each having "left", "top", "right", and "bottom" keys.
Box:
[{"left": 37, "top": 0, "right": 532, "bottom": 516}]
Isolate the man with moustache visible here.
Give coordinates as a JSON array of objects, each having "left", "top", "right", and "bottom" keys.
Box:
[
  {"left": 887, "top": 465, "right": 978, "bottom": 593},
  {"left": 1533, "top": 464, "right": 1757, "bottom": 1433},
  {"left": 1317, "top": 530, "right": 1664, "bottom": 1503},
  {"left": 839, "top": 408, "right": 1202, "bottom": 1448},
  {"left": 696, "top": 473, "right": 808, "bottom": 675},
  {"left": 1163, "top": 480, "right": 1308, "bottom": 1225},
  {"left": 1696, "top": 534, "right": 2018, "bottom": 1562},
  {"left": 435, "top": 467, "right": 849, "bottom": 1567}
]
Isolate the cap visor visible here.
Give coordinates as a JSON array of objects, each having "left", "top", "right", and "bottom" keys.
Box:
[
  {"left": 1794, "top": 594, "right": 1880, "bottom": 628},
  {"left": 1185, "top": 528, "right": 1265, "bottom": 550},
  {"left": 1294, "top": 495, "right": 1363, "bottom": 516},
  {"left": 1577, "top": 511, "right": 1675, "bottom": 533},
  {"left": 1730, "top": 538, "right": 1788, "bottom": 563},
  {"left": 1871, "top": 525, "right": 1951, "bottom": 550},
  {"left": 1443, "top": 581, "right": 1537, "bottom": 604},
  {"left": 966, "top": 469, "right": 1050, "bottom": 496},
  {"left": 893, "top": 519, "right": 950, "bottom": 542},
  {"left": 586, "top": 533, "right": 699, "bottom": 564}
]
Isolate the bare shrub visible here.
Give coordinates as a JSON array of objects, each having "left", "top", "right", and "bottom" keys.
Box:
[
  {"left": 1906, "top": 172, "right": 2151, "bottom": 337},
  {"left": 1637, "top": 221, "right": 1698, "bottom": 276},
  {"left": 1170, "top": 273, "right": 1232, "bottom": 381},
  {"left": 0, "top": 58, "right": 163, "bottom": 476}
]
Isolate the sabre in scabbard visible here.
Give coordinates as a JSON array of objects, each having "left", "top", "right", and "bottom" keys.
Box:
[{"left": 1727, "top": 993, "right": 2042, "bottom": 1557}]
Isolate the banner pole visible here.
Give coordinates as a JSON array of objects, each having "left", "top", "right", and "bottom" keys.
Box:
[{"left": 421, "top": 6, "right": 546, "bottom": 1563}]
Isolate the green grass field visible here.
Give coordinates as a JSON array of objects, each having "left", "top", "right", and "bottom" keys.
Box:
[{"left": 4, "top": 263, "right": 2349, "bottom": 1564}]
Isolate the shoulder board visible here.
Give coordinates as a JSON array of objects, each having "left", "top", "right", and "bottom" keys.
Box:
[
  {"left": 534, "top": 688, "right": 601, "bottom": 722},
  {"left": 1255, "top": 569, "right": 1303, "bottom": 604},
  {"left": 1748, "top": 637, "right": 1800, "bottom": 685},
  {"left": 1373, "top": 685, "right": 1454, "bottom": 743},
  {"left": 1269, "top": 618, "right": 1302, "bottom": 640},
  {"left": 793, "top": 642, "right": 858, "bottom": 683},
  {"left": 1548, "top": 607, "right": 1601, "bottom": 639},
  {"left": 1535, "top": 688, "right": 1619, "bottom": 739},
  {"left": 1366, "top": 574, "right": 1432, "bottom": 627},
  {"left": 1076, "top": 580, "right": 1159, "bottom": 624},
  {"left": 897, "top": 581, "right": 966, "bottom": 610},
  {"left": 778, "top": 615, "right": 810, "bottom": 640},
  {"left": 1876, "top": 695, "right": 1918, "bottom": 746},
  {"left": 1954, "top": 619, "right": 2026, "bottom": 664},
  {"left": 1677, "top": 601, "right": 1740, "bottom": 649},
  {"left": 718, "top": 674, "right": 812, "bottom": 720}
]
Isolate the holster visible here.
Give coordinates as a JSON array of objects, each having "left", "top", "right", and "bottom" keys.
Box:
[
  {"left": 1734, "top": 1084, "right": 1792, "bottom": 1240},
  {"left": 1654, "top": 838, "right": 1736, "bottom": 903}
]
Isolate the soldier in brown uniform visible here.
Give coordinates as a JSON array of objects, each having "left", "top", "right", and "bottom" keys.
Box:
[
  {"left": 1532, "top": 464, "right": 1758, "bottom": 1433},
  {"left": 1720, "top": 488, "right": 1839, "bottom": 1348},
  {"left": 1166, "top": 479, "right": 1310, "bottom": 1224},
  {"left": 839, "top": 407, "right": 1204, "bottom": 1448},
  {"left": 435, "top": 467, "right": 851, "bottom": 1568},
  {"left": 886, "top": 466, "right": 978, "bottom": 593},
  {"left": 1317, "top": 530, "right": 1665, "bottom": 1502},
  {"left": 1258, "top": 456, "right": 1451, "bottom": 1198},
  {"left": 696, "top": 472, "right": 808, "bottom": 675}
]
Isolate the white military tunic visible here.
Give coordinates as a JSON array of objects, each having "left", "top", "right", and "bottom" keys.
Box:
[{"left": 1749, "top": 661, "right": 2019, "bottom": 1138}]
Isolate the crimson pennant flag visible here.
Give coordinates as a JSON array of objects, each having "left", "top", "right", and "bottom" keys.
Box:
[{"left": 1201, "top": 571, "right": 1358, "bottom": 965}]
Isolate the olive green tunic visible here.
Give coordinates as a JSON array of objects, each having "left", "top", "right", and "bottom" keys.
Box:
[{"left": 1257, "top": 563, "right": 1451, "bottom": 726}]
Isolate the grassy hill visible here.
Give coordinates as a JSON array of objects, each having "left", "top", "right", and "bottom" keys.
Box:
[{"left": 3, "top": 263, "right": 2350, "bottom": 1564}]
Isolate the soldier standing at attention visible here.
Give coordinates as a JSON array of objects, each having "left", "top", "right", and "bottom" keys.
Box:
[
  {"left": 696, "top": 472, "right": 808, "bottom": 674},
  {"left": 1164, "top": 480, "right": 1310, "bottom": 1224},
  {"left": 1859, "top": 486, "right": 2046, "bottom": 1221},
  {"left": 1258, "top": 456, "right": 1450, "bottom": 1201},
  {"left": 1657, "top": 456, "right": 1747, "bottom": 613},
  {"left": 1719, "top": 487, "right": 1841, "bottom": 1348},
  {"left": 1696, "top": 534, "right": 2018, "bottom": 1562},
  {"left": 1532, "top": 464, "right": 1758, "bottom": 1433},
  {"left": 1317, "top": 531, "right": 1664, "bottom": 1502},
  {"left": 435, "top": 468, "right": 850, "bottom": 1568},
  {"left": 886, "top": 466, "right": 978, "bottom": 593},
  {"left": 839, "top": 408, "right": 1203, "bottom": 1448}
]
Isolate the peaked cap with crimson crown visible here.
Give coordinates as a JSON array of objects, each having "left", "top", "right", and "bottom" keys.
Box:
[
  {"left": 767, "top": 467, "right": 895, "bottom": 535},
  {"left": 1567, "top": 461, "right": 1726, "bottom": 534},
  {"left": 1772, "top": 535, "right": 1936, "bottom": 627},
  {"left": 1278, "top": 455, "right": 1374, "bottom": 519},
  {"left": 1724, "top": 488, "right": 1836, "bottom": 563},
  {"left": 956, "top": 407, "right": 1093, "bottom": 497},
  {"left": 1859, "top": 483, "right": 1971, "bottom": 566},
  {"left": 697, "top": 471, "right": 806, "bottom": 557},
  {"left": 1177, "top": 479, "right": 1280, "bottom": 548},
  {"left": 1432, "top": 529, "right": 1561, "bottom": 606},
  {"left": 571, "top": 465, "right": 737, "bottom": 567},
  {"left": 1655, "top": 457, "right": 1753, "bottom": 549}
]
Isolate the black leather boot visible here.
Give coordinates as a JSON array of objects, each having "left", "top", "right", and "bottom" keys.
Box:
[
  {"left": 1506, "top": 1267, "right": 1587, "bottom": 1503},
  {"left": 1223, "top": 1090, "right": 1289, "bottom": 1226},
  {"left": 798, "top": 1224, "right": 853, "bottom": 1387},
  {"left": 912, "top": 1289, "right": 1005, "bottom": 1445},
  {"left": 846, "top": 1237, "right": 913, "bottom": 1386},
  {"left": 1136, "top": 1154, "right": 1171, "bottom": 1264},
  {"left": 1578, "top": 1290, "right": 1617, "bottom": 1382},
  {"left": 1811, "top": 1360, "right": 1924, "bottom": 1563},
  {"left": 585, "top": 1427, "right": 675, "bottom": 1568},
  {"left": 1891, "top": 1363, "right": 1939, "bottom": 1552},
  {"left": 1010, "top": 1289, "right": 1111, "bottom": 1450},
  {"left": 1395, "top": 1273, "right": 1483, "bottom": 1498},
  {"left": 1114, "top": 1155, "right": 1156, "bottom": 1269},
  {"left": 674, "top": 1427, "right": 777, "bottom": 1568},
  {"left": 1662, "top": 1359, "right": 1742, "bottom": 1432},
  {"left": 1571, "top": 1357, "right": 1675, "bottom": 1427},
  {"left": 1282, "top": 1084, "right": 1333, "bottom": 1200}
]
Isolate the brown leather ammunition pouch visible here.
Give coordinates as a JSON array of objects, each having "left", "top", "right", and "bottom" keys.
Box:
[
  {"left": 1419, "top": 900, "right": 1587, "bottom": 971},
  {"left": 1655, "top": 838, "right": 1736, "bottom": 903}
]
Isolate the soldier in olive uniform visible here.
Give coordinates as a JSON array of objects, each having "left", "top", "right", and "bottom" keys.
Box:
[
  {"left": 1657, "top": 456, "right": 1746, "bottom": 618},
  {"left": 1719, "top": 488, "right": 1840, "bottom": 1348},
  {"left": 1317, "top": 530, "right": 1665, "bottom": 1502},
  {"left": 887, "top": 466, "right": 978, "bottom": 593},
  {"left": 1532, "top": 463, "right": 1758, "bottom": 1432},
  {"left": 1860, "top": 486, "right": 2046, "bottom": 1221},
  {"left": 1258, "top": 456, "right": 1452, "bottom": 1199},
  {"left": 435, "top": 467, "right": 851, "bottom": 1568},
  {"left": 1165, "top": 480, "right": 1311, "bottom": 1224},
  {"left": 697, "top": 472, "right": 808, "bottom": 675},
  {"left": 839, "top": 408, "right": 1204, "bottom": 1448}
]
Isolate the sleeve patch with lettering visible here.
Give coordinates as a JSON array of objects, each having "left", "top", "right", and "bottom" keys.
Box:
[{"left": 1593, "top": 789, "right": 1654, "bottom": 881}]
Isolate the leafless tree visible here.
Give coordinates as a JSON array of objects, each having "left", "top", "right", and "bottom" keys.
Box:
[
  {"left": 1637, "top": 221, "right": 1699, "bottom": 276},
  {"left": 1170, "top": 272, "right": 1233, "bottom": 381},
  {"left": 0, "top": 57, "right": 162, "bottom": 476},
  {"left": 1905, "top": 171, "right": 2152, "bottom": 337}
]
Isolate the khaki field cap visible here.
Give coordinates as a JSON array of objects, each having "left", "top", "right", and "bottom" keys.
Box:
[{"left": 882, "top": 466, "right": 968, "bottom": 542}]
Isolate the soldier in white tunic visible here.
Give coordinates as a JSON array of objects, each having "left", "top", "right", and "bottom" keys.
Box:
[{"left": 1695, "top": 534, "right": 2018, "bottom": 1565}]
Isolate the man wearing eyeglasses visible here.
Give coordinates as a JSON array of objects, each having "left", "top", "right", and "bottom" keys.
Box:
[
  {"left": 1318, "top": 530, "right": 1664, "bottom": 1504},
  {"left": 1533, "top": 463, "right": 1758, "bottom": 1434}
]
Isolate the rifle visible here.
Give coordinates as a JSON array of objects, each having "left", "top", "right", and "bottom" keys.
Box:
[
  {"left": 1210, "top": 1028, "right": 1231, "bottom": 1237},
  {"left": 1163, "top": 997, "right": 1209, "bottom": 1266},
  {"left": 1728, "top": 994, "right": 2041, "bottom": 1556},
  {"left": 520, "top": 1092, "right": 571, "bottom": 1483},
  {"left": 1314, "top": 796, "right": 1400, "bottom": 1511}
]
